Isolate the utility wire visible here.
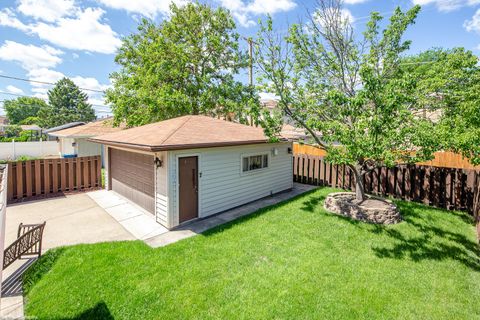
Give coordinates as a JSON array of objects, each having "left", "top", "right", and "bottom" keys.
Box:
[
  {"left": 0, "top": 74, "right": 106, "bottom": 93},
  {"left": 0, "top": 100, "right": 112, "bottom": 113},
  {"left": 0, "top": 90, "right": 112, "bottom": 110}
]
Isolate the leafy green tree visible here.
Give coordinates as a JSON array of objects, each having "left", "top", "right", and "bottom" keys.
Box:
[
  {"left": 3, "top": 97, "right": 46, "bottom": 124},
  {"left": 19, "top": 116, "right": 40, "bottom": 125},
  {"left": 106, "top": 2, "right": 258, "bottom": 127},
  {"left": 4, "top": 125, "right": 22, "bottom": 138},
  {"left": 402, "top": 48, "right": 480, "bottom": 165},
  {"left": 255, "top": 1, "right": 438, "bottom": 201},
  {"left": 38, "top": 78, "right": 96, "bottom": 128}
]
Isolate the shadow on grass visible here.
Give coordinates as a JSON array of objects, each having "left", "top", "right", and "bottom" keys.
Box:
[
  {"left": 202, "top": 188, "right": 320, "bottom": 237},
  {"left": 302, "top": 193, "right": 480, "bottom": 272},
  {"left": 372, "top": 201, "right": 480, "bottom": 271},
  {"left": 22, "top": 247, "right": 66, "bottom": 295},
  {"left": 65, "top": 302, "right": 114, "bottom": 320},
  {"left": 301, "top": 193, "right": 327, "bottom": 212}
]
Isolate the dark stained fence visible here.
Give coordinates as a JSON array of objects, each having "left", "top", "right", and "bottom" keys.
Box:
[
  {"left": 474, "top": 173, "right": 480, "bottom": 238},
  {"left": 294, "top": 154, "right": 480, "bottom": 215},
  {"left": 6, "top": 156, "right": 101, "bottom": 203}
]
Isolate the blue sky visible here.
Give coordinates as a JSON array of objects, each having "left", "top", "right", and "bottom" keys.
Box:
[{"left": 0, "top": 0, "right": 479, "bottom": 117}]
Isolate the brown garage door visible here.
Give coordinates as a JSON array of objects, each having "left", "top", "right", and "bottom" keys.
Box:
[{"left": 109, "top": 148, "right": 155, "bottom": 214}]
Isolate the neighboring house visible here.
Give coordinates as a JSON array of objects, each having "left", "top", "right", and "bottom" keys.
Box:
[
  {"left": 0, "top": 116, "right": 9, "bottom": 133},
  {"left": 90, "top": 115, "right": 293, "bottom": 229},
  {"left": 48, "top": 118, "right": 122, "bottom": 158},
  {"left": 44, "top": 122, "right": 85, "bottom": 142}
]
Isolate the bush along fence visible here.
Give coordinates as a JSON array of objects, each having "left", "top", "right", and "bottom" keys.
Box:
[
  {"left": 6, "top": 156, "right": 102, "bottom": 203},
  {"left": 293, "top": 154, "right": 480, "bottom": 234}
]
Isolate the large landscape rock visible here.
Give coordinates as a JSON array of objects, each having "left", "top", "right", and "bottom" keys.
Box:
[{"left": 324, "top": 192, "right": 402, "bottom": 224}]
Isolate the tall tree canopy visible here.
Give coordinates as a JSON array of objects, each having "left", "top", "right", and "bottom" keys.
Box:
[
  {"left": 3, "top": 97, "right": 46, "bottom": 125},
  {"left": 402, "top": 48, "right": 480, "bottom": 165},
  {"left": 38, "top": 78, "right": 96, "bottom": 128},
  {"left": 255, "top": 1, "right": 438, "bottom": 201},
  {"left": 106, "top": 2, "right": 258, "bottom": 127}
]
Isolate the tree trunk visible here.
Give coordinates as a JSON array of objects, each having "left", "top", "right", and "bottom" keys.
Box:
[{"left": 353, "top": 166, "right": 366, "bottom": 202}]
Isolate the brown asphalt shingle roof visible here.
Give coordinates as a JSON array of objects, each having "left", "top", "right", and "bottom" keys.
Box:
[
  {"left": 89, "top": 115, "right": 271, "bottom": 152},
  {"left": 49, "top": 118, "right": 124, "bottom": 138}
]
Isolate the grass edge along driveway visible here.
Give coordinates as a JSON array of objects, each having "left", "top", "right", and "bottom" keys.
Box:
[{"left": 23, "top": 187, "right": 480, "bottom": 320}]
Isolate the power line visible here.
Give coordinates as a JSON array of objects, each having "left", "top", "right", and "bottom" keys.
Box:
[
  {"left": 0, "top": 74, "right": 106, "bottom": 93},
  {"left": 0, "top": 90, "right": 112, "bottom": 110},
  {"left": 0, "top": 100, "right": 112, "bottom": 113}
]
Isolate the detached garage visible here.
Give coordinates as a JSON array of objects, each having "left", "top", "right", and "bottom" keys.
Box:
[{"left": 90, "top": 115, "right": 293, "bottom": 229}]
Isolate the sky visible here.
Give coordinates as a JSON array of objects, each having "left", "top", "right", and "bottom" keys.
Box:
[{"left": 0, "top": 0, "right": 479, "bottom": 117}]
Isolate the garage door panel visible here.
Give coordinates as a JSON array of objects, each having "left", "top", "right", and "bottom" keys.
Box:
[{"left": 110, "top": 148, "right": 155, "bottom": 214}]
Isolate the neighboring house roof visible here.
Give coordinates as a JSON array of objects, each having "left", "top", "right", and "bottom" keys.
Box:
[
  {"left": 44, "top": 122, "right": 85, "bottom": 134},
  {"left": 0, "top": 116, "right": 8, "bottom": 126},
  {"left": 90, "top": 115, "right": 276, "bottom": 152},
  {"left": 20, "top": 125, "right": 42, "bottom": 131},
  {"left": 49, "top": 117, "right": 123, "bottom": 138},
  {"left": 280, "top": 124, "right": 309, "bottom": 141},
  {"left": 261, "top": 99, "right": 278, "bottom": 110}
]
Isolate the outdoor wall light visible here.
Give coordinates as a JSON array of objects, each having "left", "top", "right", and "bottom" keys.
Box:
[
  {"left": 272, "top": 148, "right": 279, "bottom": 156},
  {"left": 287, "top": 147, "right": 292, "bottom": 154},
  {"left": 155, "top": 157, "right": 163, "bottom": 168}
]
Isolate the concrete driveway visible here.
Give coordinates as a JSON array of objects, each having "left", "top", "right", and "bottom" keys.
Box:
[
  {"left": 2, "top": 193, "right": 137, "bottom": 318},
  {"left": 5, "top": 193, "right": 135, "bottom": 252}
]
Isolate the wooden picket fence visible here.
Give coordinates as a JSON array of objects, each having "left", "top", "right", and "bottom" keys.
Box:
[
  {"left": 294, "top": 154, "right": 480, "bottom": 215},
  {"left": 6, "top": 156, "right": 102, "bottom": 203}
]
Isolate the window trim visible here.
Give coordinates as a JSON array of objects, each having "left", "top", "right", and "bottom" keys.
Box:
[{"left": 240, "top": 152, "right": 269, "bottom": 175}]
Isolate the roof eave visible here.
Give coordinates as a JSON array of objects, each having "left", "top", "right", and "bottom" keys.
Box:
[{"left": 87, "top": 138, "right": 287, "bottom": 152}]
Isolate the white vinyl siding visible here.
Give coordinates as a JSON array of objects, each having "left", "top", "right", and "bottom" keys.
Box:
[
  {"left": 155, "top": 151, "right": 169, "bottom": 227},
  {"left": 168, "top": 142, "right": 292, "bottom": 223},
  {"left": 77, "top": 138, "right": 102, "bottom": 157}
]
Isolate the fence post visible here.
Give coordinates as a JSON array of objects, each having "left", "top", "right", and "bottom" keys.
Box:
[{"left": 473, "top": 171, "right": 480, "bottom": 240}]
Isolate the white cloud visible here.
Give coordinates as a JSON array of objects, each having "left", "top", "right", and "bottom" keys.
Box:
[
  {"left": 218, "top": 0, "right": 297, "bottom": 27},
  {"left": 464, "top": 8, "right": 480, "bottom": 33},
  {"left": 412, "top": 0, "right": 480, "bottom": 12},
  {"left": 27, "top": 68, "right": 111, "bottom": 109},
  {"left": 0, "top": 41, "right": 63, "bottom": 69},
  {"left": 28, "top": 8, "right": 122, "bottom": 54},
  {"left": 341, "top": 9, "right": 355, "bottom": 24},
  {"left": 313, "top": 8, "right": 355, "bottom": 27},
  {"left": 70, "top": 76, "right": 111, "bottom": 92},
  {"left": 17, "top": 0, "right": 77, "bottom": 22},
  {"left": 98, "top": 0, "right": 189, "bottom": 18},
  {"left": 6, "top": 85, "right": 24, "bottom": 95},
  {"left": 0, "top": 8, "right": 29, "bottom": 31},
  {"left": 0, "top": 5, "right": 121, "bottom": 54}
]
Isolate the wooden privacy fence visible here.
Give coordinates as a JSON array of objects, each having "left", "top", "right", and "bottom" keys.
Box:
[
  {"left": 294, "top": 154, "right": 480, "bottom": 214},
  {"left": 293, "top": 143, "right": 480, "bottom": 170},
  {"left": 6, "top": 156, "right": 102, "bottom": 203}
]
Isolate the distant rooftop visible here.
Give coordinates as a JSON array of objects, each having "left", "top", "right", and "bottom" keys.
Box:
[
  {"left": 44, "top": 122, "right": 85, "bottom": 134},
  {"left": 48, "top": 117, "right": 124, "bottom": 138}
]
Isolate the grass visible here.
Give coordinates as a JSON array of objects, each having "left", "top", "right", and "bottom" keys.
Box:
[
  {"left": 23, "top": 187, "right": 480, "bottom": 319},
  {"left": 101, "top": 168, "right": 105, "bottom": 188}
]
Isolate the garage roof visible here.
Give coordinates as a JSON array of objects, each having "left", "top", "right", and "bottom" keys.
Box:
[
  {"left": 89, "top": 115, "right": 273, "bottom": 152},
  {"left": 49, "top": 118, "right": 124, "bottom": 138}
]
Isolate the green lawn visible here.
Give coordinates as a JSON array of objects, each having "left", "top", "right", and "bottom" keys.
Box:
[{"left": 23, "top": 188, "right": 480, "bottom": 319}]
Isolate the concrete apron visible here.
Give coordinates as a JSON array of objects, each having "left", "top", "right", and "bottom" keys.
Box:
[
  {"left": 87, "top": 190, "right": 169, "bottom": 240},
  {"left": 145, "top": 183, "right": 316, "bottom": 248}
]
